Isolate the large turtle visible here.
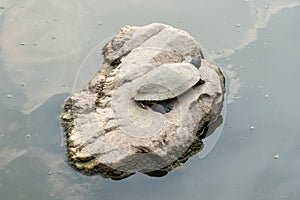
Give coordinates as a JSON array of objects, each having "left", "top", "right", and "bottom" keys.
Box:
[{"left": 133, "top": 55, "right": 204, "bottom": 113}]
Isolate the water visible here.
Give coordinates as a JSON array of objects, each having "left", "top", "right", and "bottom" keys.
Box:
[{"left": 1, "top": 1, "right": 300, "bottom": 199}]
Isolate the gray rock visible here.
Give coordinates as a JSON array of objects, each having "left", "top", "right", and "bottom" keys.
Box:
[
  {"left": 61, "top": 23, "right": 225, "bottom": 180},
  {"left": 190, "top": 54, "right": 202, "bottom": 69}
]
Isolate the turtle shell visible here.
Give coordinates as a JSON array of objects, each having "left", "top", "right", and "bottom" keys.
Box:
[{"left": 133, "top": 63, "right": 201, "bottom": 101}]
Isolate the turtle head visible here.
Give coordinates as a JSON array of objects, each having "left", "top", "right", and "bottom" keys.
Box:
[{"left": 190, "top": 54, "right": 201, "bottom": 69}]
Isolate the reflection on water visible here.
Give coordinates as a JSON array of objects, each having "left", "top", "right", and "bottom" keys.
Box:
[{"left": 1, "top": 0, "right": 300, "bottom": 199}]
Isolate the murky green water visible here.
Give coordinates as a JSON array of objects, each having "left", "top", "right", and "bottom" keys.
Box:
[{"left": 1, "top": 1, "right": 300, "bottom": 199}]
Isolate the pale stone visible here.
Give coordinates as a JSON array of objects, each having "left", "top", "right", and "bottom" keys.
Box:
[{"left": 61, "top": 23, "right": 225, "bottom": 179}]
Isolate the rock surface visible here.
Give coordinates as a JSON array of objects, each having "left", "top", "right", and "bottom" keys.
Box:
[{"left": 61, "top": 23, "right": 225, "bottom": 180}]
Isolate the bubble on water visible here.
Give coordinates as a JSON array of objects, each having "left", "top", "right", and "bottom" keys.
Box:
[
  {"left": 236, "top": 23, "right": 241, "bottom": 28},
  {"left": 6, "top": 94, "right": 13, "bottom": 98},
  {"left": 250, "top": 126, "right": 255, "bottom": 130},
  {"left": 21, "top": 82, "right": 26, "bottom": 87},
  {"left": 98, "top": 21, "right": 102, "bottom": 25},
  {"left": 51, "top": 35, "right": 56, "bottom": 39},
  {"left": 26, "top": 134, "right": 31, "bottom": 139},
  {"left": 214, "top": 50, "right": 224, "bottom": 55},
  {"left": 232, "top": 95, "right": 240, "bottom": 100},
  {"left": 259, "top": 86, "right": 263, "bottom": 89},
  {"left": 264, "top": 5, "right": 269, "bottom": 10},
  {"left": 265, "top": 94, "right": 269, "bottom": 98},
  {"left": 273, "top": 154, "right": 280, "bottom": 159},
  {"left": 245, "top": 0, "right": 249, "bottom": 2},
  {"left": 45, "top": 79, "right": 49, "bottom": 83},
  {"left": 48, "top": 171, "right": 53, "bottom": 175},
  {"left": 20, "top": 42, "right": 26, "bottom": 46}
]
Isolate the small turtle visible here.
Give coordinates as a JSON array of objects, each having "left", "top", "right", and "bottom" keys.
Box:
[{"left": 133, "top": 55, "right": 204, "bottom": 113}]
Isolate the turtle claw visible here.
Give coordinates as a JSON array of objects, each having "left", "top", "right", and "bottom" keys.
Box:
[{"left": 136, "top": 101, "right": 147, "bottom": 109}]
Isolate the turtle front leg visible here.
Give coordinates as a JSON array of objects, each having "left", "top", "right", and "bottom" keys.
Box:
[
  {"left": 135, "top": 101, "right": 172, "bottom": 114},
  {"left": 150, "top": 104, "right": 171, "bottom": 114}
]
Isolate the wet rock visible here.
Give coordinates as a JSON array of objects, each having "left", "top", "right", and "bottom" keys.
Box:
[{"left": 61, "top": 23, "right": 225, "bottom": 179}]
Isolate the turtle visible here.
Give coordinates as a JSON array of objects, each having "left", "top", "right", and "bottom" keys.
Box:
[{"left": 133, "top": 54, "right": 204, "bottom": 113}]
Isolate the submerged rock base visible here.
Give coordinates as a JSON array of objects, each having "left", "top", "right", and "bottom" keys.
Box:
[{"left": 61, "top": 23, "right": 225, "bottom": 180}]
